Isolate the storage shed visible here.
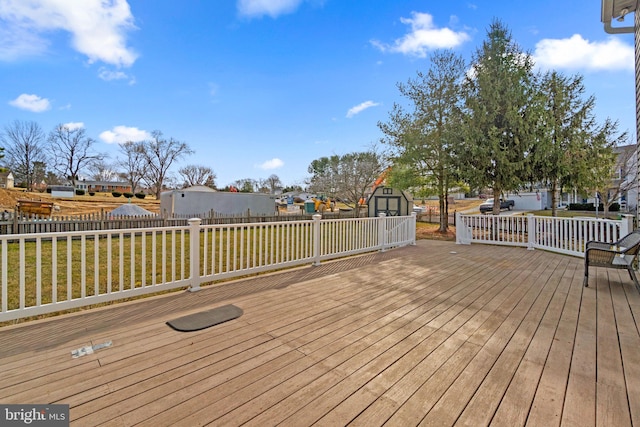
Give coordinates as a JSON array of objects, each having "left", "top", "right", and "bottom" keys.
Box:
[
  {"left": 160, "top": 186, "right": 278, "bottom": 217},
  {"left": 0, "top": 172, "right": 14, "bottom": 189},
  {"left": 366, "top": 186, "right": 413, "bottom": 217}
]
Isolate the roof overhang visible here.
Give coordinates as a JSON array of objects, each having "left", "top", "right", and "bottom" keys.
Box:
[{"left": 602, "top": 0, "right": 637, "bottom": 33}]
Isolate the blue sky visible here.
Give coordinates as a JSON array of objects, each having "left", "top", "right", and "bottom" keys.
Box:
[{"left": 0, "top": 0, "right": 635, "bottom": 188}]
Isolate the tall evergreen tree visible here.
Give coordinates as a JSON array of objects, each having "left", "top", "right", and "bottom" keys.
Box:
[
  {"left": 571, "top": 118, "right": 625, "bottom": 216},
  {"left": 532, "top": 71, "right": 626, "bottom": 216},
  {"left": 379, "top": 50, "right": 466, "bottom": 232},
  {"left": 455, "top": 20, "right": 537, "bottom": 215}
]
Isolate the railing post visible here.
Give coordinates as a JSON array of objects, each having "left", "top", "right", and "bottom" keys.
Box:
[
  {"left": 455, "top": 212, "right": 473, "bottom": 245},
  {"left": 621, "top": 214, "right": 633, "bottom": 236},
  {"left": 312, "top": 214, "right": 322, "bottom": 266},
  {"left": 188, "top": 218, "right": 202, "bottom": 292},
  {"left": 455, "top": 212, "right": 463, "bottom": 244},
  {"left": 527, "top": 214, "right": 535, "bottom": 250},
  {"left": 411, "top": 212, "right": 417, "bottom": 245},
  {"left": 378, "top": 213, "right": 387, "bottom": 252}
]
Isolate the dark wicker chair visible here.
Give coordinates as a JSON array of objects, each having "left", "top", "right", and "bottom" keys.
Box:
[{"left": 584, "top": 230, "right": 640, "bottom": 292}]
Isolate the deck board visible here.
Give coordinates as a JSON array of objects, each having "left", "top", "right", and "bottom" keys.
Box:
[{"left": 1, "top": 240, "right": 640, "bottom": 426}]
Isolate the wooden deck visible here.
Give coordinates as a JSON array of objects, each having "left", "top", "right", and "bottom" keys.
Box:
[{"left": 1, "top": 240, "right": 640, "bottom": 426}]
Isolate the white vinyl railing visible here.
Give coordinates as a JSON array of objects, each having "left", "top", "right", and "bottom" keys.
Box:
[
  {"left": 456, "top": 212, "right": 633, "bottom": 257},
  {"left": 0, "top": 213, "right": 416, "bottom": 322}
]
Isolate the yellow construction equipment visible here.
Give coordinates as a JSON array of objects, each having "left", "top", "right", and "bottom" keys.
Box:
[{"left": 313, "top": 197, "right": 334, "bottom": 212}]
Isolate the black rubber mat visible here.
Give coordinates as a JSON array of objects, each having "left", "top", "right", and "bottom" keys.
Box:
[{"left": 167, "top": 304, "right": 243, "bottom": 332}]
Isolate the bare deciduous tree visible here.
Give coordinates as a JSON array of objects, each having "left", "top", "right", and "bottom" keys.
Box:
[
  {"left": 178, "top": 164, "right": 216, "bottom": 188},
  {"left": 308, "top": 151, "right": 385, "bottom": 215},
  {"left": 117, "top": 141, "right": 146, "bottom": 193},
  {"left": 232, "top": 178, "right": 257, "bottom": 193},
  {"left": 138, "top": 131, "right": 193, "bottom": 199},
  {"left": 1, "top": 120, "right": 48, "bottom": 189},
  {"left": 88, "top": 159, "right": 119, "bottom": 182},
  {"left": 264, "top": 174, "right": 282, "bottom": 194},
  {"left": 47, "top": 124, "right": 105, "bottom": 188}
]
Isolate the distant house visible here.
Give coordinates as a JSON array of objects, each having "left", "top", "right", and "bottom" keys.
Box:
[
  {"left": 0, "top": 172, "right": 14, "bottom": 189},
  {"left": 533, "top": 144, "right": 637, "bottom": 212},
  {"left": 608, "top": 144, "right": 637, "bottom": 212},
  {"left": 295, "top": 192, "right": 317, "bottom": 201},
  {"left": 75, "top": 180, "right": 132, "bottom": 193}
]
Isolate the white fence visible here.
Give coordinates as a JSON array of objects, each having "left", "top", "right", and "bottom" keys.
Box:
[
  {"left": 455, "top": 213, "right": 633, "bottom": 256},
  {"left": 0, "top": 214, "right": 416, "bottom": 322}
]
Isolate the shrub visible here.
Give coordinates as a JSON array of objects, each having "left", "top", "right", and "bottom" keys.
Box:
[
  {"left": 75, "top": 189, "right": 85, "bottom": 196},
  {"left": 89, "top": 192, "right": 95, "bottom": 196},
  {"left": 112, "top": 191, "right": 122, "bottom": 198},
  {"left": 123, "top": 192, "right": 134, "bottom": 198},
  {"left": 569, "top": 203, "right": 596, "bottom": 211},
  {"left": 135, "top": 193, "right": 146, "bottom": 199},
  {"left": 568, "top": 202, "right": 616, "bottom": 212}
]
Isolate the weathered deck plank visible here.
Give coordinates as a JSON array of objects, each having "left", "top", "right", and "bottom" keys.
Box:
[{"left": 0, "top": 240, "right": 639, "bottom": 426}]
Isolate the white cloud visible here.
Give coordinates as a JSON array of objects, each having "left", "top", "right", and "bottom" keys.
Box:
[
  {"left": 371, "top": 12, "right": 470, "bottom": 57},
  {"left": 63, "top": 122, "right": 84, "bottom": 131},
  {"left": 533, "top": 34, "right": 633, "bottom": 72},
  {"left": 257, "top": 158, "right": 284, "bottom": 170},
  {"left": 237, "top": 0, "right": 303, "bottom": 18},
  {"left": 0, "top": 24, "right": 49, "bottom": 61},
  {"left": 99, "top": 125, "right": 151, "bottom": 144},
  {"left": 8, "top": 93, "right": 51, "bottom": 112},
  {"left": 98, "top": 67, "right": 135, "bottom": 84},
  {"left": 0, "top": 0, "right": 138, "bottom": 67},
  {"left": 346, "top": 101, "right": 380, "bottom": 118}
]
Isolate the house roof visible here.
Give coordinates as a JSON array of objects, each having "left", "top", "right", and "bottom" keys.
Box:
[
  {"left": 79, "top": 180, "right": 130, "bottom": 186},
  {"left": 614, "top": 143, "right": 636, "bottom": 155},
  {"left": 182, "top": 185, "right": 216, "bottom": 192}
]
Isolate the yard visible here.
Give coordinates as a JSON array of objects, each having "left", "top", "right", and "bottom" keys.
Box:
[{"left": 0, "top": 188, "right": 160, "bottom": 216}]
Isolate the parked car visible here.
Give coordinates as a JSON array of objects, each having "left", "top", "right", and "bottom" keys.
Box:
[{"left": 479, "top": 198, "right": 515, "bottom": 214}]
